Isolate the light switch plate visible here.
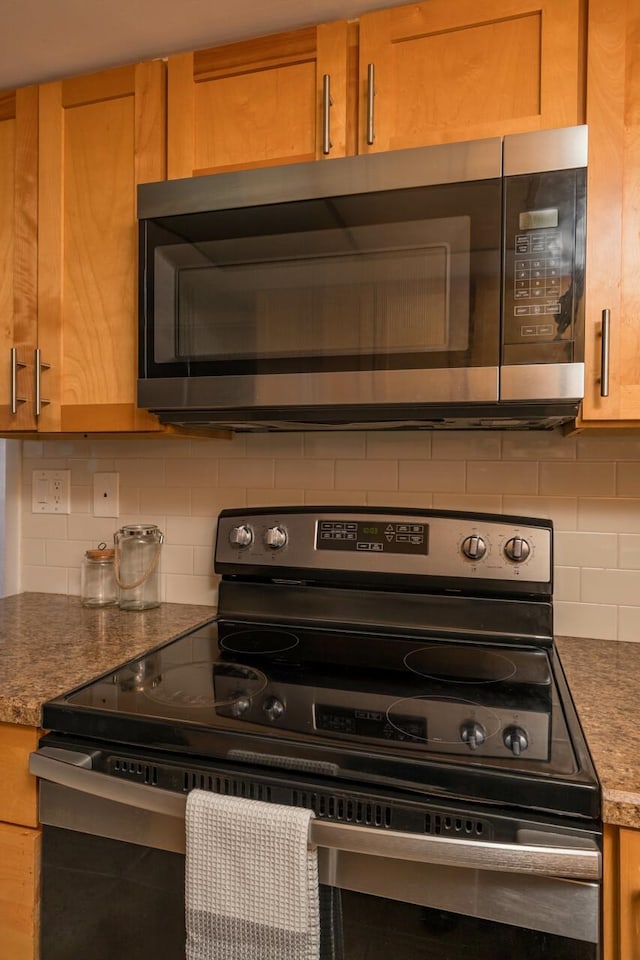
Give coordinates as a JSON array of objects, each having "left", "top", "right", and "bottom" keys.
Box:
[
  {"left": 32, "top": 470, "right": 71, "bottom": 514},
  {"left": 93, "top": 472, "right": 119, "bottom": 518}
]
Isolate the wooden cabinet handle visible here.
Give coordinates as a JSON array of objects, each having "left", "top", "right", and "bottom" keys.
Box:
[
  {"left": 600, "top": 309, "right": 610, "bottom": 398},
  {"left": 366, "top": 63, "right": 376, "bottom": 145},
  {"left": 9, "top": 348, "right": 27, "bottom": 416},
  {"left": 322, "top": 74, "right": 332, "bottom": 156},
  {"left": 35, "top": 347, "right": 51, "bottom": 417}
]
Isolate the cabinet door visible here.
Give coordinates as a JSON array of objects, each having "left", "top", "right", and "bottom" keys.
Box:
[
  {"left": 0, "top": 88, "right": 38, "bottom": 432},
  {"left": 37, "top": 62, "right": 167, "bottom": 433},
  {"left": 619, "top": 827, "right": 640, "bottom": 960},
  {"left": 358, "top": 0, "right": 585, "bottom": 153},
  {"left": 580, "top": 0, "right": 640, "bottom": 424},
  {"left": 0, "top": 822, "right": 40, "bottom": 960},
  {"left": 167, "top": 22, "right": 350, "bottom": 178}
]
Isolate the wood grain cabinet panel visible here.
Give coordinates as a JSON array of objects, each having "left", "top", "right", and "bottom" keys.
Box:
[
  {"left": 579, "top": 0, "right": 640, "bottom": 425},
  {"left": 37, "top": 61, "right": 167, "bottom": 433},
  {"left": 0, "top": 88, "right": 38, "bottom": 432},
  {"left": 167, "top": 21, "right": 350, "bottom": 178},
  {"left": 357, "top": 0, "right": 585, "bottom": 153},
  {"left": 604, "top": 823, "right": 640, "bottom": 960},
  {"left": 0, "top": 822, "right": 40, "bottom": 960}
]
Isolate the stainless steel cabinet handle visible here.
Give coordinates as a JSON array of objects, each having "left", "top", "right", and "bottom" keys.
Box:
[
  {"left": 30, "top": 748, "right": 601, "bottom": 880},
  {"left": 35, "top": 347, "right": 51, "bottom": 417},
  {"left": 600, "top": 308, "right": 610, "bottom": 398},
  {"left": 322, "top": 74, "right": 332, "bottom": 155},
  {"left": 10, "top": 347, "right": 27, "bottom": 415},
  {"left": 366, "top": 63, "right": 375, "bottom": 145}
]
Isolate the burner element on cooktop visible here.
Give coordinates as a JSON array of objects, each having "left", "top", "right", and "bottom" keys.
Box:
[
  {"left": 404, "top": 646, "right": 517, "bottom": 684},
  {"left": 143, "top": 662, "right": 268, "bottom": 709},
  {"left": 219, "top": 629, "right": 300, "bottom": 656}
]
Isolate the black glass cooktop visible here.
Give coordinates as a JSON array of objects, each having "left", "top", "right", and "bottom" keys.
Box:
[{"left": 42, "top": 619, "right": 599, "bottom": 819}]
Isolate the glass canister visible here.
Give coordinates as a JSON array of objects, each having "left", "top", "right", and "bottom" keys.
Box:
[
  {"left": 81, "top": 543, "right": 118, "bottom": 607},
  {"left": 114, "top": 524, "right": 164, "bottom": 611}
]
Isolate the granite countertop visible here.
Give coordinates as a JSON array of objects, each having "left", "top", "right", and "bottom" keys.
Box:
[
  {"left": 0, "top": 592, "right": 215, "bottom": 727},
  {"left": 556, "top": 635, "right": 640, "bottom": 828},
  {"left": 0, "top": 594, "right": 637, "bottom": 828}
]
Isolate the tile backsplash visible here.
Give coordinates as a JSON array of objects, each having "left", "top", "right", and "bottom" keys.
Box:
[{"left": 19, "top": 429, "right": 640, "bottom": 642}]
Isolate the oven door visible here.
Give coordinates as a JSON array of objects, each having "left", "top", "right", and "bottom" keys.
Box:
[{"left": 32, "top": 746, "right": 601, "bottom": 960}]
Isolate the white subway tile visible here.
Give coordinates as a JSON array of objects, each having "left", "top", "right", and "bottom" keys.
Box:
[
  {"left": 164, "top": 574, "right": 218, "bottom": 606},
  {"left": 246, "top": 433, "right": 304, "bottom": 458},
  {"left": 22, "top": 513, "right": 68, "bottom": 539},
  {"left": 190, "top": 436, "right": 246, "bottom": 458},
  {"left": 114, "top": 459, "right": 167, "bottom": 485},
  {"left": 276, "top": 460, "right": 334, "bottom": 489},
  {"left": 581, "top": 568, "right": 640, "bottom": 606},
  {"left": 555, "top": 532, "right": 618, "bottom": 568},
  {"left": 617, "top": 463, "right": 640, "bottom": 497},
  {"left": 22, "top": 441, "right": 44, "bottom": 458},
  {"left": 45, "top": 539, "right": 88, "bottom": 568},
  {"left": 365, "top": 432, "right": 431, "bottom": 460},
  {"left": 577, "top": 434, "right": 640, "bottom": 461},
  {"left": 220, "top": 458, "right": 275, "bottom": 488},
  {"left": 67, "top": 515, "right": 122, "bottom": 542},
  {"left": 432, "top": 432, "right": 501, "bottom": 460},
  {"left": 191, "top": 488, "right": 247, "bottom": 517},
  {"left": 467, "top": 461, "right": 537, "bottom": 495},
  {"left": 433, "top": 494, "right": 502, "bottom": 513},
  {"left": 578, "top": 498, "right": 640, "bottom": 533},
  {"left": 502, "top": 432, "right": 575, "bottom": 460},
  {"left": 140, "top": 487, "right": 191, "bottom": 516},
  {"left": 22, "top": 539, "right": 46, "bottom": 566},
  {"left": 399, "top": 461, "right": 464, "bottom": 493},
  {"left": 164, "top": 516, "right": 216, "bottom": 547},
  {"left": 619, "top": 535, "right": 640, "bottom": 570},
  {"left": 247, "top": 489, "right": 305, "bottom": 507},
  {"left": 22, "top": 565, "right": 69, "bottom": 594},
  {"left": 70, "top": 485, "right": 91, "bottom": 514},
  {"left": 304, "top": 490, "right": 367, "bottom": 506},
  {"left": 162, "top": 544, "right": 195, "bottom": 575},
  {"left": 68, "top": 568, "right": 81, "bottom": 597},
  {"left": 166, "top": 458, "right": 219, "bottom": 487},
  {"left": 304, "top": 433, "right": 366, "bottom": 459},
  {"left": 194, "top": 546, "right": 216, "bottom": 577},
  {"left": 619, "top": 607, "right": 640, "bottom": 643},
  {"left": 554, "top": 566, "right": 580, "bottom": 602},
  {"left": 336, "top": 460, "right": 397, "bottom": 491},
  {"left": 119, "top": 485, "right": 140, "bottom": 515},
  {"left": 539, "top": 461, "right": 615, "bottom": 497},
  {"left": 366, "top": 491, "right": 434, "bottom": 508},
  {"left": 503, "top": 496, "right": 578, "bottom": 530},
  {"left": 554, "top": 600, "right": 617, "bottom": 640}
]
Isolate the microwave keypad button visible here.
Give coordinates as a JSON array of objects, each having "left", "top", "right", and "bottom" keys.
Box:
[
  {"left": 521, "top": 325, "right": 537, "bottom": 336},
  {"left": 515, "top": 306, "right": 531, "bottom": 316}
]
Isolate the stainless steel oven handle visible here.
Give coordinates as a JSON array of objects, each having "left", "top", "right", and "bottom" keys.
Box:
[{"left": 30, "top": 748, "right": 601, "bottom": 881}]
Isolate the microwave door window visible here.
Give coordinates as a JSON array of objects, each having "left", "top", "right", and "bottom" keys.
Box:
[{"left": 153, "top": 217, "right": 471, "bottom": 367}]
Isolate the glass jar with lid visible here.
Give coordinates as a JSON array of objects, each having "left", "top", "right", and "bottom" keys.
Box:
[
  {"left": 81, "top": 544, "right": 118, "bottom": 607},
  {"left": 114, "top": 524, "right": 164, "bottom": 610}
]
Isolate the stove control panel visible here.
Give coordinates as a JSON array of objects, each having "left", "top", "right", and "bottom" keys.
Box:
[{"left": 217, "top": 508, "right": 553, "bottom": 590}]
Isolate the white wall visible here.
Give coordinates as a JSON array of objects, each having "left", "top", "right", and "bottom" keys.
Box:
[{"left": 18, "top": 429, "right": 640, "bottom": 642}]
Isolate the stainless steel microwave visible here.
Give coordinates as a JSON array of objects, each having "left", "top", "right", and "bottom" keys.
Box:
[{"left": 137, "top": 126, "right": 587, "bottom": 431}]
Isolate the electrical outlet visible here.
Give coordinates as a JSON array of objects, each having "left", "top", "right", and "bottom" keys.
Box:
[
  {"left": 32, "top": 470, "right": 71, "bottom": 514},
  {"left": 93, "top": 472, "right": 119, "bottom": 518}
]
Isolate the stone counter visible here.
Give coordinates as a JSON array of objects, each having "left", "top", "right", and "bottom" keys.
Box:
[
  {"left": 0, "top": 592, "right": 215, "bottom": 726},
  {"left": 556, "top": 635, "right": 640, "bottom": 829},
  {"left": 0, "top": 595, "right": 637, "bottom": 828}
]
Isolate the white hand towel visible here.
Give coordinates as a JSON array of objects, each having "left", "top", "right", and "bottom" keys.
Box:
[{"left": 185, "top": 790, "right": 320, "bottom": 960}]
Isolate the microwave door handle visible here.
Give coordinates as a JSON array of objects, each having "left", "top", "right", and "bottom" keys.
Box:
[{"left": 31, "top": 747, "right": 600, "bottom": 881}]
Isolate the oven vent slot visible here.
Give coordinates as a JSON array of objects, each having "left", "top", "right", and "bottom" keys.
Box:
[
  {"left": 183, "top": 770, "right": 272, "bottom": 802},
  {"left": 426, "top": 813, "right": 486, "bottom": 838},
  {"left": 291, "top": 790, "right": 392, "bottom": 828},
  {"left": 112, "top": 758, "right": 158, "bottom": 786}
]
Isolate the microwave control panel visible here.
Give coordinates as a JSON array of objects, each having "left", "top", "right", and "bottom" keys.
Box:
[{"left": 502, "top": 168, "right": 585, "bottom": 354}]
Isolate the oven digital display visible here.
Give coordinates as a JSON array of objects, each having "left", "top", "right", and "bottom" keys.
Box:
[
  {"left": 315, "top": 704, "right": 427, "bottom": 742},
  {"left": 316, "top": 520, "right": 429, "bottom": 555}
]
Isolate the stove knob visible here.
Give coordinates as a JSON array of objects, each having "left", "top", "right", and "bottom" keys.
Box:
[
  {"left": 461, "top": 535, "right": 487, "bottom": 561},
  {"left": 263, "top": 696, "right": 285, "bottom": 722},
  {"left": 504, "top": 536, "right": 531, "bottom": 563},
  {"left": 503, "top": 726, "right": 529, "bottom": 756},
  {"left": 230, "top": 696, "right": 251, "bottom": 718},
  {"left": 265, "top": 525, "right": 288, "bottom": 550},
  {"left": 460, "top": 721, "right": 486, "bottom": 750},
  {"left": 229, "top": 524, "right": 253, "bottom": 548}
]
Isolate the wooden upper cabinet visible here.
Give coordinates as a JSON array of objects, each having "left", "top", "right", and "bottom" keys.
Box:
[
  {"left": 358, "top": 0, "right": 585, "bottom": 153},
  {"left": 167, "top": 22, "right": 351, "bottom": 178},
  {"left": 37, "top": 61, "right": 167, "bottom": 433},
  {"left": 0, "top": 88, "right": 38, "bottom": 432},
  {"left": 580, "top": 0, "right": 640, "bottom": 424}
]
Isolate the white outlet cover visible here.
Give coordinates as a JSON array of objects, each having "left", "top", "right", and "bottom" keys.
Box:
[
  {"left": 32, "top": 469, "right": 71, "bottom": 514},
  {"left": 93, "top": 472, "right": 119, "bottom": 518}
]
